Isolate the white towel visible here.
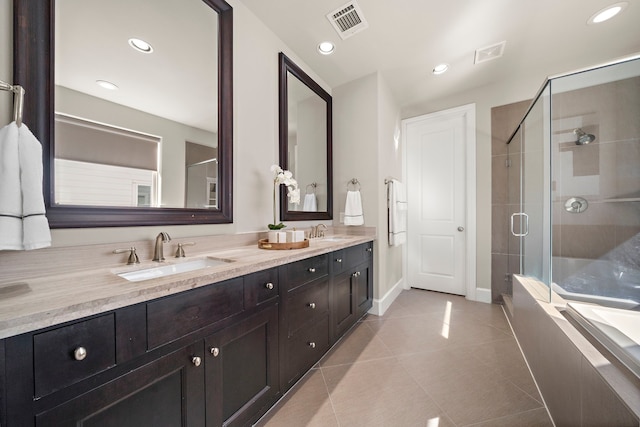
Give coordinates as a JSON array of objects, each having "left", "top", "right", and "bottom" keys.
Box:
[
  {"left": 388, "top": 179, "right": 407, "bottom": 246},
  {"left": 303, "top": 193, "right": 317, "bottom": 212},
  {"left": 344, "top": 190, "right": 364, "bottom": 226},
  {"left": 0, "top": 122, "right": 51, "bottom": 250}
]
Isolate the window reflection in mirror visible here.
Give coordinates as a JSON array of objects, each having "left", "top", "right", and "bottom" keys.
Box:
[{"left": 54, "top": 0, "right": 218, "bottom": 209}]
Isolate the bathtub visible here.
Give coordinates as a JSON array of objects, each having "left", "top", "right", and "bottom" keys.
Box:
[
  {"left": 552, "top": 257, "right": 640, "bottom": 310},
  {"left": 566, "top": 302, "right": 640, "bottom": 380}
]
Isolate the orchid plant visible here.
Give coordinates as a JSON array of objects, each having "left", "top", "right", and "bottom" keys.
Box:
[{"left": 269, "top": 165, "right": 300, "bottom": 230}]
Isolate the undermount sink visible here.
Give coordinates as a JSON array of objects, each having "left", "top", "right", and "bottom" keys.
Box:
[{"left": 117, "top": 257, "right": 233, "bottom": 282}]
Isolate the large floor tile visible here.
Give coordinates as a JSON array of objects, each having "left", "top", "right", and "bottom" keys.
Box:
[
  {"left": 399, "top": 348, "right": 544, "bottom": 426},
  {"left": 319, "top": 321, "right": 393, "bottom": 367},
  {"left": 258, "top": 369, "right": 337, "bottom": 427},
  {"left": 322, "top": 358, "right": 451, "bottom": 427},
  {"left": 257, "top": 289, "right": 552, "bottom": 426}
]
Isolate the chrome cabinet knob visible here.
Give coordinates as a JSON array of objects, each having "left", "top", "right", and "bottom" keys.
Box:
[
  {"left": 457, "top": 226, "right": 465, "bottom": 232},
  {"left": 336, "top": 258, "right": 343, "bottom": 263},
  {"left": 366, "top": 248, "right": 372, "bottom": 253},
  {"left": 308, "top": 342, "right": 316, "bottom": 349},
  {"left": 265, "top": 282, "right": 274, "bottom": 290},
  {"left": 352, "top": 271, "right": 361, "bottom": 278},
  {"left": 308, "top": 302, "right": 316, "bottom": 309},
  {"left": 210, "top": 347, "right": 220, "bottom": 357},
  {"left": 74, "top": 347, "right": 87, "bottom": 361},
  {"left": 308, "top": 267, "right": 316, "bottom": 273},
  {"left": 192, "top": 356, "right": 202, "bottom": 367}
]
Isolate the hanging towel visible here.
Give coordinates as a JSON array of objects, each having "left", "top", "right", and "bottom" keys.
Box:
[
  {"left": 0, "top": 122, "right": 51, "bottom": 250},
  {"left": 303, "top": 193, "right": 317, "bottom": 212},
  {"left": 344, "top": 190, "right": 364, "bottom": 226},
  {"left": 388, "top": 179, "right": 407, "bottom": 246},
  {"left": 0, "top": 123, "right": 23, "bottom": 249}
]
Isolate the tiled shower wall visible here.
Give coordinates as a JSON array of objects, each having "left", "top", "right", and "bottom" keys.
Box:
[
  {"left": 491, "top": 100, "right": 530, "bottom": 303},
  {"left": 551, "top": 76, "right": 640, "bottom": 261}
]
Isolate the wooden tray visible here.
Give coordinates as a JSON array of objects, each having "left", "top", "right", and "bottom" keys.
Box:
[{"left": 258, "top": 238, "right": 309, "bottom": 250}]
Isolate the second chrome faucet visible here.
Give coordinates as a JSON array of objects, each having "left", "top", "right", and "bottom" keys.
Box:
[{"left": 153, "top": 232, "right": 171, "bottom": 262}]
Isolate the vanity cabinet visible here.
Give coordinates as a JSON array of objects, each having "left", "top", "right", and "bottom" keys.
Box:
[
  {"left": 1, "top": 271, "right": 280, "bottom": 427},
  {"left": 0, "top": 241, "right": 374, "bottom": 426},
  {"left": 330, "top": 242, "right": 374, "bottom": 342},
  {"left": 34, "top": 341, "right": 206, "bottom": 427},
  {"left": 278, "top": 254, "right": 331, "bottom": 391}
]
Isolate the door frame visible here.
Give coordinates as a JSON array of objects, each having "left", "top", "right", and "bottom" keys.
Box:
[{"left": 402, "top": 103, "right": 478, "bottom": 301}]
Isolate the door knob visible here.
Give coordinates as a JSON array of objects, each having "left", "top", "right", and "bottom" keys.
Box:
[{"left": 457, "top": 226, "right": 464, "bottom": 232}]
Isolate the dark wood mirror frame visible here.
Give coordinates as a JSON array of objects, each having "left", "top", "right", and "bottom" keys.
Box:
[
  {"left": 13, "top": 0, "right": 233, "bottom": 228},
  {"left": 278, "top": 52, "right": 333, "bottom": 222}
]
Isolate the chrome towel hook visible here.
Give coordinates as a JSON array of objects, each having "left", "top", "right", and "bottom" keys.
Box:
[{"left": 0, "top": 79, "right": 25, "bottom": 127}]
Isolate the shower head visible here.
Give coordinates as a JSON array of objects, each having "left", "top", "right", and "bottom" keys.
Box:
[{"left": 573, "top": 128, "right": 596, "bottom": 145}]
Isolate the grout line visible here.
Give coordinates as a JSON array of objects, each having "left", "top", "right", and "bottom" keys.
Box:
[
  {"left": 318, "top": 366, "right": 341, "bottom": 427},
  {"left": 460, "top": 407, "right": 551, "bottom": 427}
]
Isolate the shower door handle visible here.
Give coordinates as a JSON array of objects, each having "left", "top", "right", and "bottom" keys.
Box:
[{"left": 510, "top": 213, "right": 529, "bottom": 237}]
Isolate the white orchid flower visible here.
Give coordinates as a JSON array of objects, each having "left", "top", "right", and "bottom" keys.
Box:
[{"left": 269, "top": 164, "right": 300, "bottom": 228}]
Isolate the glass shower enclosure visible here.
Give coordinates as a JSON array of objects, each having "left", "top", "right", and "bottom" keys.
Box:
[{"left": 506, "top": 54, "right": 640, "bottom": 376}]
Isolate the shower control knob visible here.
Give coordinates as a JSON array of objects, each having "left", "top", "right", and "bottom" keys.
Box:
[{"left": 457, "top": 226, "right": 465, "bottom": 232}]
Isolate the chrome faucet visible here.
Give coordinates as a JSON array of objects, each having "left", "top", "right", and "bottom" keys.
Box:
[
  {"left": 153, "top": 232, "right": 171, "bottom": 262},
  {"left": 309, "top": 223, "right": 327, "bottom": 238}
]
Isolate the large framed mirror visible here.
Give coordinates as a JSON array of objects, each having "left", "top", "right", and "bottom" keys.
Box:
[
  {"left": 278, "top": 53, "right": 332, "bottom": 222},
  {"left": 13, "top": 0, "right": 233, "bottom": 228}
]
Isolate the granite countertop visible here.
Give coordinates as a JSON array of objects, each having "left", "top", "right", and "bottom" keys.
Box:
[{"left": 0, "top": 235, "right": 374, "bottom": 339}]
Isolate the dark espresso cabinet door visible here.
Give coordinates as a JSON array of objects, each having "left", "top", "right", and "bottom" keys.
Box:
[
  {"left": 205, "top": 304, "right": 279, "bottom": 427},
  {"left": 35, "top": 342, "right": 205, "bottom": 427}
]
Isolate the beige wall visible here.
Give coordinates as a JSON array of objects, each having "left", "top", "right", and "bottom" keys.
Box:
[
  {"left": 0, "top": 0, "right": 331, "bottom": 246},
  {"left": 333, "top": 72, "right": 403, "bottom": 302}
]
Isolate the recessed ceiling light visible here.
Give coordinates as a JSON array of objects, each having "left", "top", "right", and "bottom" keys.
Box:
[
  {"left": 96, "top": 80, "right": 118, "bottom": 90},
  {"left": 128, "top": 38, "right": 154, "bottom": 53},
  {"left": 432, "top": 63, "right": 449, "bottom": 75},
  {"left": 588, "top": 2, "right": 627, "bottom": 24},
  {"left": 318, "top": 41, "right": 335, "bottom": 55}
]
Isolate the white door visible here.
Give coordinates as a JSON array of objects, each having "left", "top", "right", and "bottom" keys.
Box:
[{"left": 405, "top": 105, "right": 475, "bottom": 296}]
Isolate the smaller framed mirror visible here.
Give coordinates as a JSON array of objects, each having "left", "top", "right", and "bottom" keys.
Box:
[{"left": 278, "top": 53, "right": 333, "bottom": 221}]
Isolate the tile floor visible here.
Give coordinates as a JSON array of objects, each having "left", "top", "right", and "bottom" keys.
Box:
[{"left": 257, "top": 288, "right": 553, "bottom": 427}]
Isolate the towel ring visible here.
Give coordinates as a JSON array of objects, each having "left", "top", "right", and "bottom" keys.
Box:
[
  {"left": 347, "top": 178, "right": 361, "bottom": 191},
  {"left": 306, "top": 183, "right": 317, "bottom": 194}
]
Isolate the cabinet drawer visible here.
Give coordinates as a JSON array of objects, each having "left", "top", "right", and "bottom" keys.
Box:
[
  {"left": 34, "top": 313, "right": 116, "bottom": 398},
  {"left": 330, "top": 249, "right": 346, "bottom": 275},
  {"left": 244, "top": 268, "right": 279, "bottom": 308},
  {"left": 281, "top": 254, "right": 328, "bottom": 291},
  {"left": 344, "top": 242, "right": 373, "bottom": 269},
  {"left": 285, "top": 279, "right": 329, "bottom": 336},
  {"left": 147, "top": 278, "right": 244, "bottom": 349},
  {"left": 283, "top": 315, "right": 329, "bottom": 388}
]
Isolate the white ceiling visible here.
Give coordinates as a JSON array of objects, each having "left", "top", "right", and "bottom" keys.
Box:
[{"left": 239, "top": 0, "right": 640, "bottom": 109}]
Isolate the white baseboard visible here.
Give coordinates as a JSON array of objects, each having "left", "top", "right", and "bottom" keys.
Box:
[
  {"left": 369, "top": 277, "right": 405, "bottom": 316},
  {"left": 474, "top": 287, "right": 492, "bottom": 304}
]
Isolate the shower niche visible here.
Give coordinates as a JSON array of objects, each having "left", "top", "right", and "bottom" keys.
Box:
[{"left": 504, "top": 54, "right": 640, "bottom": 308}]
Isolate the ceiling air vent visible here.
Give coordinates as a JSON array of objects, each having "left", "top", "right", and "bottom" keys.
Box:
[
  {"left": 474, "top": 41, "right": 507, "bottom": 64},
  {"left": 326, "top": 1, "right": 369, "bottom": 40}
]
